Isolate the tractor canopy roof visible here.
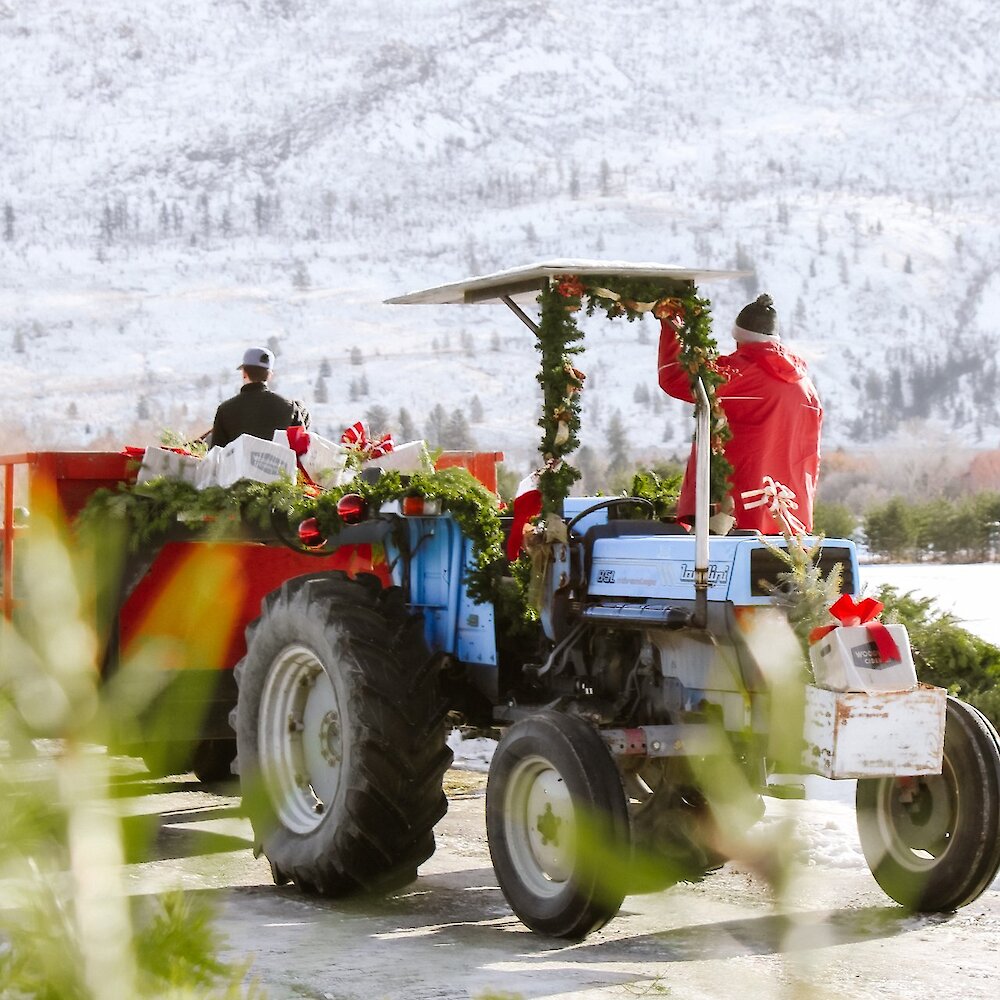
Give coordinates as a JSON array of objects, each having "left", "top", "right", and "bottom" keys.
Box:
[
  {"left": 385, "top": 259, "right": 751, "bottom": 518},
  {"left": 384, "top": 259, "right": 748, "bottom": 307}
]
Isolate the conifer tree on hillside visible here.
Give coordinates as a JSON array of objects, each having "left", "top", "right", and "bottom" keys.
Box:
[
  {"left": 445, "top": 409, "right": 474, "bottom": 450},
  {"left": 397, "top": 407, "right": 419, "bottom": 441},
  {"left": 425, "top": 403, "right": 448, "bottom": 447},
  {"left": 605, "top": 410, "right": 630, "bottom": 476},
  {"left": 364, "top": 404, "right": 391, "bottom": 433}
]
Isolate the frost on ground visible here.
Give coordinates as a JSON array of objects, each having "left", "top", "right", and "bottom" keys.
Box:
[{"left": 447, "top": 727, "right": 496, "bottom": 773}]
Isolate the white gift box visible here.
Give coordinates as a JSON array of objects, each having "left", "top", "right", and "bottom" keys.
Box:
[
  {"left": 137, "top": 447, "right": 200, "bottom": 486},
  {"left": 195, "top": 446, "right": 223, "bottom": 489},
  {"left": 366, "top": 440, "right": 430, "bottom": 474},
  {"left": 809, "top": 623, "right": 917, "bottom": 693},
  {"left": 274, "top": 430, "right": 349, "bottom": 489},
  {"left": 213, "top": 434, "right": 297, "bottom": 488}
]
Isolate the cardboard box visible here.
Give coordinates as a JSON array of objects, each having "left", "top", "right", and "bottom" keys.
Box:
[
  {"left": 195, "top": 446, "right": 223, "bottom": 489},
  {"left": 809, "top": 623, "right": 917, "bottom": 692},
  {"left": 802, "top": 683, "right": 946, "bottom": 778},
  {"left": 274, "top": 430, "right": 349, "bottom": 489},
  {"left": 215, "top": 434, "right": 297, "bottom": 488},
  {"left": 366, "top": 440, "right": 430, "bottom": 475},
  {"left": 137, "top": 447, "right": 200, "bottom": 486}
]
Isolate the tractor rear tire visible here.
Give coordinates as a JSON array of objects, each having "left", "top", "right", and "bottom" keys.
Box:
[
  {"left": 486, "top": 711, "right": 630, "bottom": 939},
  {"left": 233, "top": 572, "right": 452, "bottom": 896},
  {"left": 856, "top": 696, "right": 1000, "bottom": 911},
  {"left": 191, "top": 738, "right": 237, "bottom": 784}
]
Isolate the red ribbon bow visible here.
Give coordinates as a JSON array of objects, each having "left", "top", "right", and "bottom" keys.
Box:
[
  {"left": 281, "top": 425, "right": 320, "bottom": 489},
  {"left": 340, "top": 421, "right": 394, "bottom": 460},
  {"left": 285, "top": 425, "right": 311, "bottom": 457},
  {"left": 809, "top": 594, "right": 901, "bottom": 663}
]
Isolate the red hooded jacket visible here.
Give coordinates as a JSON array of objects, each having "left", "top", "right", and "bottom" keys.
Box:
[{"left": 657, "top": 323, "right": 823, "bottom": 534}]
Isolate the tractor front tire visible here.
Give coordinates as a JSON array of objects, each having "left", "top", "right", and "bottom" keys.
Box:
[
  {"left": 233, "top": 572, "right": 452, "bottom": 895},
  {"left": 856, "top": 696, "right": 1000, "bottom": 912},
  {"left": 486, "top": 711, "right": 631, "bottom": 939}
]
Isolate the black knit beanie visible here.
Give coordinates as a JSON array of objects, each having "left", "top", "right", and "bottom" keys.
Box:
[{"left": 735, "top": 294, "right": 777, "bottom": 336}]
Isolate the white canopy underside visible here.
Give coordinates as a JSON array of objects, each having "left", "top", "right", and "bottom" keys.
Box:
[{"left": 384, "top": 259, "right": 751, "bottom": 306}]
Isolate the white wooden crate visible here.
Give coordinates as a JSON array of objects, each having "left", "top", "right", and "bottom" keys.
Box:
[
  {"left": 802, "top": 683, "right": 946, "bottom": 779},
  {"left": 214, "top": 434, "right": 297, "bottom": 488}
]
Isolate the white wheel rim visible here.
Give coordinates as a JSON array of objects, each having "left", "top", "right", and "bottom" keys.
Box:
[
  {"left": 258, "top": 644, "right": 343, "bottom": 835},
  {"left": 503, "top": 754, "right": 576, "bottom": 897},
  {"left": 872, "top": 761, "right": 957, "bottom": 872}
]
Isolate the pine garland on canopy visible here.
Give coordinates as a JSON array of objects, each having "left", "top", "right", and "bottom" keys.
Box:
[{"left": 534, "top": 272, "right": 733, "bottom": 517}]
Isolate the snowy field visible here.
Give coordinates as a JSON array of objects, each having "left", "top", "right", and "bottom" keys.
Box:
[{"left": 860, "top": 562, "right": 1000, "bottom": 646}]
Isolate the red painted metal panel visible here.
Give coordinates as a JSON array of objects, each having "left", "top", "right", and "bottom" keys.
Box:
[
  {"left": 1, "top": 450, "right": 139, "bottom": 620},
  {"left": 118, "top": 540, "right": 391, "bottom": 671},
  {"left": 435, "top": 451, "right": 504, "bottom": 493}
]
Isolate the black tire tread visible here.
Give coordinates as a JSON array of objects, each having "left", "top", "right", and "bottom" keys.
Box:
[
  {"left": 857, "top": 696, "right": 1000, "bottom": 912},
  {"left": 233, "top": 571, "right": 452, "bottom": 897},
  {"left": 486, "top": 710, "right": 630, "bottom": 939}
]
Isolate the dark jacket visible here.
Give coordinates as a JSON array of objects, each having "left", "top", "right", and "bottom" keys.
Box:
[{"left": 211, "top": 382, "right": 309, "bottom": 449}]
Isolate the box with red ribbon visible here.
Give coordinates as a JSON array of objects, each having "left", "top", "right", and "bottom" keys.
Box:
[
  {"left": 808, "top": 594, "right": 917, "bottom": 693},
  {"left": 276, "top": 427, "right": 349, "bottom": 489}
]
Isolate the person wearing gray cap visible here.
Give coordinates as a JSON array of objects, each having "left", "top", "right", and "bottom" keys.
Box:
[{"left": 210, "top": 347, "right": 310, "bottom": 449}]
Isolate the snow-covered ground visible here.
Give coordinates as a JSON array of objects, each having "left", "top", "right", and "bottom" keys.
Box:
[{"left": 860, "top": 562, "right": 1000, "bottom": 646}]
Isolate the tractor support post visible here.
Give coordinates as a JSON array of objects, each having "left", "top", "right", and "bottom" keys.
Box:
[
  {"left": 692, "top": 379, "right": 711, "bottom": 629},
  {"left": 502, "top": 295, "right": 541, "bottom": 335}
]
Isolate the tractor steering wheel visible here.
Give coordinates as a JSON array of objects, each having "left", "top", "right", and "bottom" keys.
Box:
[{"left": 564, "top": 496, "right": 655, "bottom": 537}]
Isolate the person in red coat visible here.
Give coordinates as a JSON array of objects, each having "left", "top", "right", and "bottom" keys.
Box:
[{"left": 658, "top": 294, "right": 823, "bottom": 534}]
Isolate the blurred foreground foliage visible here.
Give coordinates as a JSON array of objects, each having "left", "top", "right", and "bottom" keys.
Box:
[{"left": 0, "top": 496, "right": 263, "bottom": 999}]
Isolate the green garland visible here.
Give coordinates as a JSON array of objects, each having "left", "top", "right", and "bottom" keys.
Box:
[
  {"left": 76, "top": 476, "right": 313, "bottom": 549},
  {"left": 308, "top": 466, "right": 507, "bottom": 604},
  {"left": 77, "top": 466, "right": 508, "bottom": 606},
  {"left": 535, "top": 281, "right": 586, "bottom": 515},
  {"left": 536, "top": 273, "right": 734, "bottom": 515}
]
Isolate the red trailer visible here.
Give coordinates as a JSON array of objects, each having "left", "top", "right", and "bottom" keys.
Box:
[{"left": 0, "top": 447, "right": 502, "bottom": 780}]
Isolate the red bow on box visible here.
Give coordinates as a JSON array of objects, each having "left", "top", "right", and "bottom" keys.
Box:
[
  {"left": 285, "top": 425, "right": 311, "bottom": 457},
  {"left": 809, "top": 594, "right": 901, "bottom": 663},
  {"left": 282, "top": 425, "right": 320, "bottom": 490},
  {"left": 340, "top": 421, "right": 394, "bottom": 460}
]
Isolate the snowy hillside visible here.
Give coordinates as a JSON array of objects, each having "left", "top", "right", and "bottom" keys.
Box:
[{"left": 2, "top": 0, "right": 999, "bottom": 478}]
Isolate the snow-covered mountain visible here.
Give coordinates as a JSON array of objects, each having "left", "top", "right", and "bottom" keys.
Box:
[{"left": 2, "top": 0, "right": 999, "bottom": 482}]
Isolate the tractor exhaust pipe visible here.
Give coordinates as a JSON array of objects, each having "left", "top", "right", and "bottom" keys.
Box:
[{"left": 692, "top": 378, "right": 711, "bottom": 629}]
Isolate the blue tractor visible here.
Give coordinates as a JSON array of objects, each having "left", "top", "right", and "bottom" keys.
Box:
[{"left": 232, "top": 262, "right": 1000, "bottom": 939}]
